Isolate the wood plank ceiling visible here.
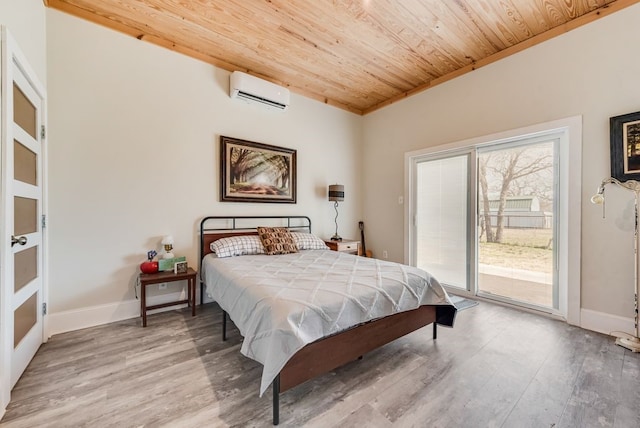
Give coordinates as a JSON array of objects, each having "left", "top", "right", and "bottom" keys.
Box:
[{"left": 45, "top": 0, "right": 638, "bottom": 115}]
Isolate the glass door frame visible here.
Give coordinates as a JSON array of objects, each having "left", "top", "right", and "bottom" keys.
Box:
[
  {"left": 406, "top": 148, "right": 477, "bottom": 296},
  {"left": 475, "top": 134, "right": 561, "bottom": 312},
  {"left": 404, "top": 117, "right": 582, "bottom": 323}
]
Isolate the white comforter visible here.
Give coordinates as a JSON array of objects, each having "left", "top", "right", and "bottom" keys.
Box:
[{"left": 201, "top": 249, "right": 454, "bottom": 395}]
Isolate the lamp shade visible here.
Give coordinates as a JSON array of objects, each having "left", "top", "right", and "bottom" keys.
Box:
[
  {"left": 328, "top": 184, "right": 345, "bottom": 202},
  {"left": 162, "top": 235, "right": 174, "bottom": 245},
  {"left": 590, "top": 193, "right": 604, "bottom": 205}
]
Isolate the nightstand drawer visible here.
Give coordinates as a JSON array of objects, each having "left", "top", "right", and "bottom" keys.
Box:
[
  {"left": 324, "top": 239, "right": 360, "bottom": 254},
  {"left": 336, "top": 242, "right": 358, "bottom": 252}
]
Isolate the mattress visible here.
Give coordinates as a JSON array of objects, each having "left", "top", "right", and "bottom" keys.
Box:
[{"left": 201, "top": 249, "right": 455, "bottom": 395}]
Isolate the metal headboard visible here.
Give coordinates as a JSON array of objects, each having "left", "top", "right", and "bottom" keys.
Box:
[{"left": 198, "top": 215, "right": 312, "bottom": 286}]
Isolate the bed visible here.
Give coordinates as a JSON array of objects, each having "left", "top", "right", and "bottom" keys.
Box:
[{"left": 199, "top": 216, "right": 456, "bottom": 425}]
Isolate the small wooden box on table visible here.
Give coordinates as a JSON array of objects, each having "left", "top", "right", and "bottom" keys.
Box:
[{"left": 139, "top": 267, "right": 197, "bottom": 327}]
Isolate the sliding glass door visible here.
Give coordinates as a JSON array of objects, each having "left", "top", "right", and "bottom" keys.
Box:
[
  {"left": 410, "top": 134, "right": 560, "bottom": 312},
  {"left": 477, "top": 139, "right": 558, "bottom": 309}
]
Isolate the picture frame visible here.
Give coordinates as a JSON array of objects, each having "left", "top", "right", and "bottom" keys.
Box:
[
  {"left": 220, "top": 136, "right": 296, "bottom": 203},
  {"left": 158, "top": 256, "right": 186, "bottom": 272},
  {"left": 610, "top": 111, "right": 640, "bottom": 181},
  {"left": 173, "top": 260, "right": 188, "bottom": 274}
]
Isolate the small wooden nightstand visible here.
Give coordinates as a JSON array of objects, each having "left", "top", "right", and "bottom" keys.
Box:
[
  {"left": 324, "top": 239, "right": 360, "bottom": 255},
  {"left": 139, "top": 267, "right": 197, "bottom": 327}
]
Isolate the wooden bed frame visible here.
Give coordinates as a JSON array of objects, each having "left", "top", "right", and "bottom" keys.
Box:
[{"left": 199, "top": 216, "right": 444, "bottom": 425}]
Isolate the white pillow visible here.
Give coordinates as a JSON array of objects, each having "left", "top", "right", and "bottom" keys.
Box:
[
  {"left": 290, "top": 232, "right": 329, "bottom": 250},
  {"left": 210, "top": 235, "right": 265, "bottom": 258}
]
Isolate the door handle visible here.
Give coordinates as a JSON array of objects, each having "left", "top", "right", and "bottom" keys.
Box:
[{"left": 11, "top": 235, "right": 27, "bottom": 247}]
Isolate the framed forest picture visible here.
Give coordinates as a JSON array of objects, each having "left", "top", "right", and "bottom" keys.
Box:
[{"left": 220, "top": 136, "right": 297, "bottom": 203}]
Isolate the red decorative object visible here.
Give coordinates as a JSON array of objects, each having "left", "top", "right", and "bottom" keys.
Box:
[{"left": 140, "top": 261, "right": 158, "bottom": 274}]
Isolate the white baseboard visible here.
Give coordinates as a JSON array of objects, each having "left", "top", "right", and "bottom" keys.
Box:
[
  {"left": 580, "top": 308, "right": 635, "bottom": 337},
  {"left": 48, "top": 291, "right": 191, "bottom": 336},
  {"left": 49, "top": 295, "right": 632, "bottom": 339}
]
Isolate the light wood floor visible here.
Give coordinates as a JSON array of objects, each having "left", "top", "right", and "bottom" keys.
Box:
[{"left": 1, "top": 301, "right": 639, "bottom": 427}]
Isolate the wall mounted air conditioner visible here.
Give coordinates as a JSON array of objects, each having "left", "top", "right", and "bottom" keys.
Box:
[{"left": 229, "top": 71, "right": 290, "bottom": 111}]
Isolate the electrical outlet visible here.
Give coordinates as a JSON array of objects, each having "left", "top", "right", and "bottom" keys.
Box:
[
  {"left": 382, "top": 250, "right": 388, "bottom": 259},
  {"left": 159, "top": 283, "right": 167, "bottom": 290}
]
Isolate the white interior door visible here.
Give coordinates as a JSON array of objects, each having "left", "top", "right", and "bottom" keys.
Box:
[{"left": 1, "top": 27, "right": 47, "bottom": 405}]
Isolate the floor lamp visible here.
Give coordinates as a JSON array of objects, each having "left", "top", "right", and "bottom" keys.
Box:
[{"left": 591, "top": 177, "right": 640, "bottom": 352}]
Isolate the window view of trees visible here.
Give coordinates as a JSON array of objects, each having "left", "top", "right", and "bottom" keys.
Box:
[{"left": 479, "top": 142, "right": 554, "bottom": 244}]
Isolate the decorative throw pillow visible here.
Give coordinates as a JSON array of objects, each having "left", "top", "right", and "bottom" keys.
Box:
[
  {"left": 290, "top": 232, "right": 329, "bottom": 250},
  {"left": 210, "top": 235, "right": 265, "bottom": 258},
  {"left": 257, "top": 227, "right": 298, "bottom": 255}
]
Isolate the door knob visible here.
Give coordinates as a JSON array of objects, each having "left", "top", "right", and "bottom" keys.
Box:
[{"left": 11, "top": 235, "right": 27, "bottom": 247}]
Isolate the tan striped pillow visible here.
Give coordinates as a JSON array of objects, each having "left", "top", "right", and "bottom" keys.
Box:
[{"left": 257, "top": 227, "right": 298, "bottom": 255}]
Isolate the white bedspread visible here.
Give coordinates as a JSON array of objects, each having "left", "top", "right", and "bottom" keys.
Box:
[{"left": 201, "top": 249, "right": 454, "bottom": 395}]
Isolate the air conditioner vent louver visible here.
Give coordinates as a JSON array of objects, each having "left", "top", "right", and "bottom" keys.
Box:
[
  {"left": 236, "top": 91, "right": 288, "bottom": 110},
  {"left": 230, "top": 71, "right": 290, "bottom": 111}
]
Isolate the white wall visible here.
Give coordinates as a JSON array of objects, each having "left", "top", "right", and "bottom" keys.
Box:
[
  {"left": 46, "top": 10, "right": 362, "bottom": 329},
  {"left": 0, "top": 0, "right": 47, "bottom": 83},
  {"left": 363, "top": 4, "right": 640, "bottom": 328}
]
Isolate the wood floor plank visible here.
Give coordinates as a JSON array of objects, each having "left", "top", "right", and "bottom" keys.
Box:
[
  {"left": 333, "top": 403, "right": 394, "bottom": 428},
  {"left": 1, "top": 301, "right": 640, "bottom": 427},
  {"left": 303, "top": 345, "right": 428, "bottom": 427},
  {"left": 501, "top": 324, "right": 601, "bottom": 427},
  {"left": 557, "top": 336, "right": 626, "bottom": 428},
  {"left": 613, "top": 353, "right": 640, "bottom": 428}
]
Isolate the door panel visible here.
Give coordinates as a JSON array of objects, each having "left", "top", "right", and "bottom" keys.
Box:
[
  {"left": 14, "top": 196, "right": 38, "bottom": 235},
  {"left": 415, "top": 154, "right": 470, "bottom": 288},
  {"left": 12, "top": 82, "right": 37, "bottom": 139},
  {"left": 14, "top": 140, "right": 37, "bottom": 186},
  {"left": 14, "top": 294, "right": 38, "bottom": 348},
  {"left": 477, "top": 140, "right": 557, "bottom": 309},
  {"left": 14, "top": 247, "right": 38, "bottom": 293}
]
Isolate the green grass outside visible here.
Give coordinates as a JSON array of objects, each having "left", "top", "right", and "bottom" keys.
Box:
[{"left": 479, "top": 228, "right": 553, "bottom": 273}]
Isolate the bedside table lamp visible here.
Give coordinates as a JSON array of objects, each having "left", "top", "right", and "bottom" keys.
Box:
[
  {"left": 162, "top": 235, "right": 175, "bottom": 259},
  {"left": 328, "top": 184, "right": 344, "bottom": 241}
]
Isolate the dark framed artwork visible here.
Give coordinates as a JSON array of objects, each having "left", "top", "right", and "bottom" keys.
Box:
[
  {"left": 610, "top": 111, "right": 640, "bottom": 181},
  {"left": 220, "top": 136, "right": 297, "bottom": 203}
]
